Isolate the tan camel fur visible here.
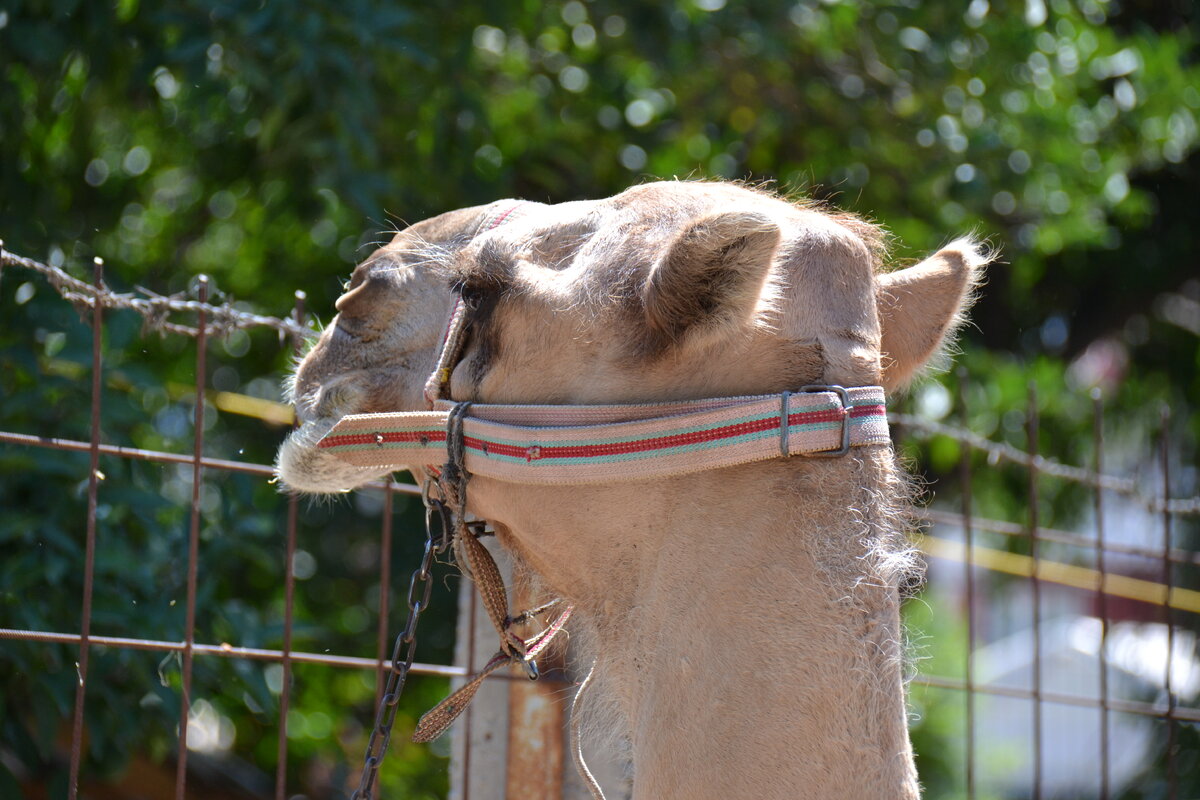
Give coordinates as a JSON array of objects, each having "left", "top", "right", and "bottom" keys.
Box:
[{"left": 277, "top": 180, "right": 986, "bottom": 799}]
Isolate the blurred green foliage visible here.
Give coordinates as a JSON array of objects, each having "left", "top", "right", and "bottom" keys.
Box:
[{"left": 2, "top": 0, "right": 1199, "bottom": 797}]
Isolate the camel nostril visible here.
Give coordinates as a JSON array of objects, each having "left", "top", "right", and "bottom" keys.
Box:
[{"left": 334, "top": 281, "right": 367, "bottom": 313}]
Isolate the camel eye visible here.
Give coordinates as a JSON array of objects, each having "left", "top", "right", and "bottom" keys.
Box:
[{"left": 459, "top": 284, "right": 483, "bottom": 305}]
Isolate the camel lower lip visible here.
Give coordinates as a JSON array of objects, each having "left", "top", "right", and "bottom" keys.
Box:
[
  {"left": 331, "top": 324, "right": 357, "bottom": 344},
  {"left": 275, "top": 418, "right": 394, "bottom": 494}
]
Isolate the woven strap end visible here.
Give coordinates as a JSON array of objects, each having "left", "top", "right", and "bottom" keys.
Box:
[{"left": 412, "top": 652, "right": 510, "bottom": 743}]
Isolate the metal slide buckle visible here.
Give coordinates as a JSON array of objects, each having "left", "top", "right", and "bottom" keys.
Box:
[{"left": 797, "top": 384, "right": 852, "bottom": 457}]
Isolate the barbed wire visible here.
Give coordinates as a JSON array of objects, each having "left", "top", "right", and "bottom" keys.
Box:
[
  {"left": 3, "top": 242, "right": 1197, "bottom": 517},
  {"left": 0, "top": 243, "right": 310, "bottom": 340},
  {"left": 892, "top": 412, "right": 1200, "bottom": 516}
]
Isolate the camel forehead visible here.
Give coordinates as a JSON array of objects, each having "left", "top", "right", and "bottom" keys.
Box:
[
  {"left": 359, "top": 182, "right": 859, "bottom": 281},
  {"left": 454, "top": 182, "right": 806, "bottom": 285}
]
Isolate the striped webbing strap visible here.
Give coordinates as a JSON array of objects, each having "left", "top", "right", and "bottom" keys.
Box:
[{"left": 317, "top": 385, "right": 890, "bottom": 486}]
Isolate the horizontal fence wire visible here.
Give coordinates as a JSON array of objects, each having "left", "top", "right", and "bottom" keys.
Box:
[
  {"left": 0, "top": 627, "right": 484, "bottom": 679},
  {"left": 0, "top": 430, "right": 419, "bottom": 493},
  {"left": 892, "top": 411, "right": 1200, "bottom": 516},
  {"left": 3, "top": 244, "right": 1199, "bottom": 797}
]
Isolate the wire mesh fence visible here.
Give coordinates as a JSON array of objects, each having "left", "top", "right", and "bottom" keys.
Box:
[{"left": 1, "top": 245, "right": 1197, "bottom": 799}]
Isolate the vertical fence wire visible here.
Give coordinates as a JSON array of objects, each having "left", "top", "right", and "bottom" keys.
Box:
[
  {"left": 277, "top": 487, "right": 299, "bottom": 800},
  {"left": 175, "top": 275, "right": 208, "bottom": 800},
  {"left": 377, "top": 475, "right": 395, "bottom": 711},
  {"left": 957, "top": 369, "right": 977, "bottom": 799},
  {"left": 1092, "top": 389, "right": 1112, "bottom": 800},
  {"left": 1026, "top": 383, "right": 1044, "bottom": 800},
  {"left": 462, "top": 573, "right": 479, "bottom": 800},
  {"left": 1160, "top": 405, "right": 1178, "bottom": 800},
  {"left": 66, "top": 257, "right": 105, "bottom": 800},
  {"left": 276, "top": 291, "right": 306, "bottom": 800}
]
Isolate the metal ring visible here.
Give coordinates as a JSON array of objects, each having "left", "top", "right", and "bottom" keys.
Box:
[{"left": 420, "top": 475, "right": 443, "bottom": 510}]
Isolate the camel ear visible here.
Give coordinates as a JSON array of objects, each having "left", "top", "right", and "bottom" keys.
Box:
[
  {"left": 644, "top": 212, "right": 780, "bottom": 341},
  {"left": 876, "top": 238, "right": 986, "bottom": 391}
]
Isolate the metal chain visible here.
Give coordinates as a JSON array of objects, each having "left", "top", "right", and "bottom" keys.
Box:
[
  {"left": 350, "top": 478, "right": 452, "bottom": 800},
  {"left": 350, "top": 397, "right": 476, "bottom": 795}
]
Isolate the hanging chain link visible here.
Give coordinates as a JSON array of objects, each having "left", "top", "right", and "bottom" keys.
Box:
[{"left": 350, "top": 478, "right": 452, "bottom": 800}]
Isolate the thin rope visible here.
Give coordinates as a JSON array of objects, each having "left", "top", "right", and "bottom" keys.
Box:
[{"left": 570, "top": 660, "right": 607, "bottom": 800}]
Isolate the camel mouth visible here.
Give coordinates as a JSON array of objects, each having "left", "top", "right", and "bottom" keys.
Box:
[{"left": 274, "top": 416, "right": 392, "bottom": 494}]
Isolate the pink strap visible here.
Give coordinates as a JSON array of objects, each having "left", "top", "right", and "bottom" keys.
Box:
[
  {"left": 318, "top": 386, "right": 889, "bottom": 485},
  {"left": 420, "top": 201, "right": 531, "bottom": 408},
  {"left": 421, "top": 297, "right": 467, "bottom": 409}
]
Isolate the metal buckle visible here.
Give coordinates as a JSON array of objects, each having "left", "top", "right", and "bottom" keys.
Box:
[{"left": 796, "top": 384, "right": 852, "bottom": 458}]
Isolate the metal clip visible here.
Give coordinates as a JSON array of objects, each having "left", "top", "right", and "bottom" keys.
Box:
[
  {"left": 420, "top": 475, "right": 442, "bottom": 510},
  {"left": 797, "top": 384, "right": 853, "bottom": 457}
]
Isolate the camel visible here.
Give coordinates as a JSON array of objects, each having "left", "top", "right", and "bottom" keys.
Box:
[{"left": 276, "top": 180, "right": 986, "bottom": 799}]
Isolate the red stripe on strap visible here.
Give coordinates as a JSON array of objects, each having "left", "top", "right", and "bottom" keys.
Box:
[
  {"left": 463, "top": 408, "right": 851, "bottom": 461},
  {"left": 318, "top": 430, "right": 447, "bottom": 449}
]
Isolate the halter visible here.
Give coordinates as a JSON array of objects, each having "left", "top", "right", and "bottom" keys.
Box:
[{"left": 317, "top": 205, "right": 890, "bottom": 480}]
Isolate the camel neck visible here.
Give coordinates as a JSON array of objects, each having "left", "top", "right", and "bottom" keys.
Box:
[{"left": 585, "top": 457, "right": 919, "bottom": 799}]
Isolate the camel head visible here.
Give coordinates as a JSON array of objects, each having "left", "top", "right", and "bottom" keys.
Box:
[
  {"left": 277, "top": 180, "right": 988, "bottom": 798},
  {"left": 277, "top": 180, "right": 984, "bottom": 495}
]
